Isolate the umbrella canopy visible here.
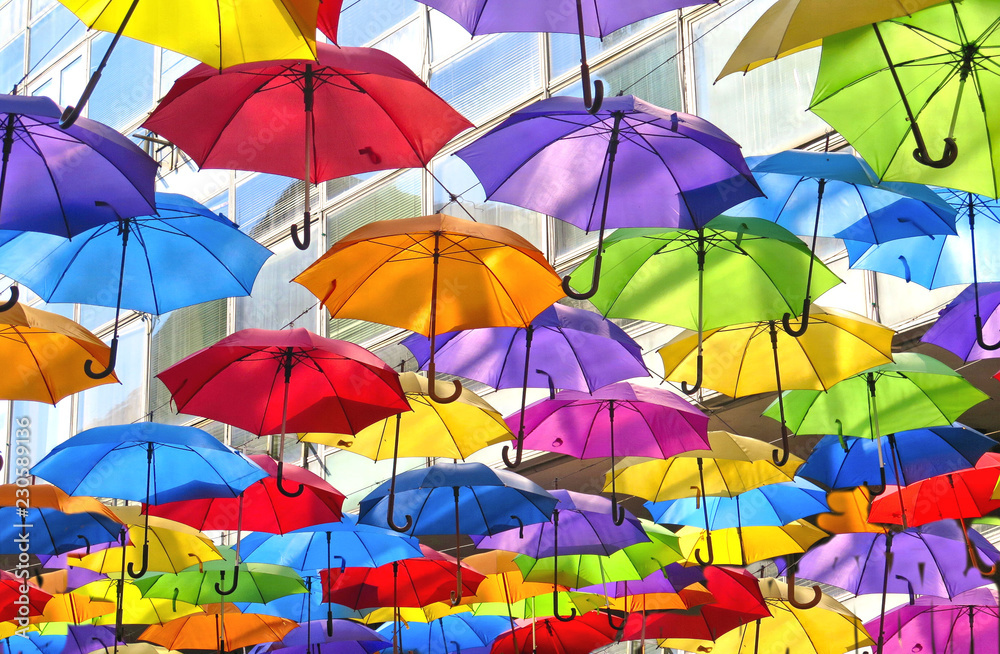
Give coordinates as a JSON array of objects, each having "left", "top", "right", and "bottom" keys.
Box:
[
  {"left": 276, "top": 619, "right": 389, "bottom": 654},
  {"left": 72, "top": 579, "right": 203, "bottom": 626},
  {"left": 676, "top": 520, "right": 828, "bottom": 566},
  {"left": 809, "top": 0, "right": 1000, "bottom": 195},
  {"left": 0, "top": 485, "right": 122, "bottom": 555},
  {"left": 0, "top": 572, "right": 52, "bottom": 623},
  {"left": 139, "top": 604, "right": 298, "bottom": 652},
  {"left": 874, "top": 588, "right": 1000, "bottom": 654},
  {"left": 0, "top": 94, "right": 156, "bottom": 238},
  {"left": 798, "top": 425, "right": 996, "bottom": 489},
  {"left": 489, "top": 612, "right": 620, "bottom": 654},
  {"left": 0, "top": 302, "right": 118, "bottom": 403},
  {"left": 924, "top": 281, "right": 1000, "bottom": 361},
  {"left": 374, "top": 615, "right": 507, "bottom": 654},
  {"left": 27, "top": 592, "right": 113, "bottom": 624}
]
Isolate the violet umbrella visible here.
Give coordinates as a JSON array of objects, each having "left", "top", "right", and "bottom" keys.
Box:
[
  {"left": 924, "top": 281, "right": 1000, "bottom": 362},
  {"left": 401, "top": 303, "right": 649, "bottom": 468},
  {"left": 874, "top": 588, "right": 1000, "bottom": 654},
  {"left": 504, "top": 382, "right": 710, "bottom": 519},
  {"left": 454, "top": 95, "right": 762, "bottom": 299},
  {"left": 777, "top": 521, "right": 1000, "bottom": 654}
]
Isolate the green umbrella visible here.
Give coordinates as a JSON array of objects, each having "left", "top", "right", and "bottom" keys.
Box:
[
  {"left": 565, "top": 215, "right": 841, "bottom": 397},
  {"left": 762, "top": 352, "right": 989, "bottom": 493},
  {"left": 133, "top": 548, "right": 307, "bottom": 605},
  {"left": 810, "top": 0, "right": 1000, "bottom": 196},
  {"left": 471, "top": 591, "right": 607, "bottom": 619}
]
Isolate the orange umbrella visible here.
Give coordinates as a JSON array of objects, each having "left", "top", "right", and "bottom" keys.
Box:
[
  {"left": 139, "top": 604, "right": 296, "bottom": 654},
  {"left": 29, "top": 593, "right": 115, "bottom": 624},
  {"left": 293, "top": 214, "right": 564, "bottom": 403}
]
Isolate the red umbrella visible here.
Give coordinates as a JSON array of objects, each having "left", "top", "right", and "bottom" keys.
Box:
[
  {"left": 0, "top": 570, "right": 52, "bottom": 623},
  {"left": 619, "top": 566, "right": 771, "bottom": 642},
  {"left": 156, "top": 328, "right": 409, "bottom": 498},
  {"left": 142, "top": 43, "right": 472, "bottom": 250},
  {"left": 317, "top": 0, "right": 341, "bottom": 40},
  {"left": 490, "top": 612, "right": 620, "bottom": 654}
]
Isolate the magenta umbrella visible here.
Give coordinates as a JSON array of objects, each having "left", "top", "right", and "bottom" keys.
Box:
[
  {"left": 505, "top": 382, "right": 709, "bottom": 523},
  {"left": 874, "top": 588, "right": 1000, "bottom": 654}
]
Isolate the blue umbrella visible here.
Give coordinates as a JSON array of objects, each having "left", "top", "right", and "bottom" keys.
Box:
[
  {"left": 0, "top": 192, "right": 272, "bottom": 378},
  {"left": 235, "top": 575, "right": 365, "bottom": 622},
  {"left": 726, "top": 150, "right": 956, "bottom": 335},
  {"left": 0, "top": 507, "right": 119, "bottom": 555},
  {"left": 359, "top": 461, "right": 557, "bottom": 604},
  {"left": 846, "top": 190, "right": 1000, "bottom": 349},
  {"left": 798, "top": 425, "right": 996, "bottom": 490},
  {"left": 31, "top": 422, "right": 267, "bottom": 577},
  {"left": 0, "top": 634, "right": 66, "bottom": 654},
  {"left": 645, "top": 477, "right": 829, "bottom": 529},
  {"left": 374, "top": 615, "right": 510, "bottom": 654}
]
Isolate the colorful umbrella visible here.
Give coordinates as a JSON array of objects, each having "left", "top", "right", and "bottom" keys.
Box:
[
  {"left": 489, "top": 612, "right": 620, "bottom": 654},
  {"left": 924, "top": 281, "right": 1000, "bottom": 360},
  {"left": 72, "top": 579, "right": 203, "bottom": 626},
  {"left": 27, "top": 592, "right": 114, "bottom": 624},
  {"left": 566, "top": 215, "right": 841, "bottom": 392},
  {"left": 139, "top": 604, "right": 297, "bottom": 654},
  {"left": 676, "top": 520, "right": 828, "bottom": 567},
  {"left": 156, "top": 328, "right": 409, "bottom": 495},
  {"left": 455, "top": 96, "right": 761, "bottom": 299},
  {"left": 0, "top": 302, "right": 118, "bottom": 402},
  {"left": 293, "top": 214, "right": 564, "bottom": 401},
  {"left": 874, "top": 588, "right": 999, "bottom": 654},
  {"left": 374, "top": 615, "right": 507, "bottom": 654},
  {"left": 506, "top": 382, "right": 709, "bottom": 511},
  {"left": 809, "top": 0, "right": 1000, "bottom": 193},
  {"left": 658, "top": 304, "right": 893, "bottom": 463},
  {"left": 0, "top": 193, "right": 273, "bottom": 378},
  {"left": 276, "top": 619, "right": 390, "bottom": 654},
  {"left": 0, "top": 484, "right": 122, "bottom": 556},
  {"left": 0, "top": 571, "right": 52, "bottom": 623},
  {"left": 142, "top": 44, "right": 471, "bottom": 249}
]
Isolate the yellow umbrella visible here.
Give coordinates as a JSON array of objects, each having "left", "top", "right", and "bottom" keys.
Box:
[
  {"left": 0, "top": 303, "right": 117, "bottom": 403},
  {"left": 293, "top": 214, "right": 564, "bottom": 403},
  {"left": 659, "top": 306, "right": 894, "bottom": 464},
  {"left": 716, "top": 0, "right": 946, "bottom": 79},
  {"left": 662, "top": 579, "right": 874, "bottom": 654},
  {"left": 72, "top": 580, "right": 203, "bottom": 626},
  {"left": 361, "top": 602, "right": 469, "bottom": 625},
  {"left": 676, "top": 521, "right": 828, "bottom": 566},
  {"left": 605, "top": 432, "right": 803, "bottom": 502}
]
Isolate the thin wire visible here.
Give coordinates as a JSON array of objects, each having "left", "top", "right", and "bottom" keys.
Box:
[
  {"left": 282, "top": 301, "right": 321, "bottom": 330},
  {"left": 424, "top": 166, "right": 479, "bottom": 222},
  {"left": 16, "top": 21, "right": 81, "bottom": 92}
]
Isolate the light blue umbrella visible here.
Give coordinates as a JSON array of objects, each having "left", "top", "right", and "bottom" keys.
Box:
[{"left": 374, "top": 615, "right": 511, "bottom": 654}]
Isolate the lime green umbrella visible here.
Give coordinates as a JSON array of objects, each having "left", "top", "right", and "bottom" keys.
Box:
[
  {"left": 133, "top": 548, "right": 307, "bottom": 605},
  {"left": 565, "top": 215, "right": 841, "bottom": 394},
  {"left": 763, "top": 352, "right": 989, "bottom": 491},
  {"left": 810, "top": 0, "right": 1000, "bottom": 196}
]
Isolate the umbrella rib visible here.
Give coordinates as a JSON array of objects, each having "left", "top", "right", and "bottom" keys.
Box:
[
  {"left": 628, "top": 128, "right": 704, "bottom": 223},
  {"left": 19, "top": 119, "right": 74, "bottom": 236},
  {"left": 10, "top": 327, "right": 57, "bottom": 405},
  {"left": 127, "top": 222, "right": 162, "bottom": 315},
  {"left": 37, "top": 224, "right": 113, "bottom": 305}
]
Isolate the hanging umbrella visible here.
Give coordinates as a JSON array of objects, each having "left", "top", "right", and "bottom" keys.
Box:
[
  {"left": 157, "top": 328, "right": 409, "bottom": 496},
  {"left": 293, "top": 214, "right": 564, "bottom": 402},
  {"left": 0, "top": 571, "right": 52, "bottom": 623},
  {"left": 874, "top": 588, "right": 999, "bottom": 654},
  {"left": 302, "top": 372, "right": 511, "bottom": 530},
  {"left": 798, "top": 424, "right": 996, "bottom": 489},
  {"left": 658, "top": 304, "right": 894, "bottom": 463},
  {"left": 565, "top": 215, "right": 841, "bottom": 393},
  {"left": 27, "top": 592, "right": 114, "bottom": 624},
  {"left": 814, "top": 486, "right": 888, "bottom": 535},
  {"left": 0, "top": 485, "right": 122, "bottom": 556},
  {"left": 57, "top": 625, "right": 123, "bottom": 654},
  {"left": 489, "top": 612, "right": 620, "bottom": 654},
  {"left": 0, "top": 302, "right": 119, "bottom": 401},
  {"left": 0, "top": 192, "right": 273, "bottom": 377},
  {"left": 142, "top": 43, "right": 471, "bottom": 249},
  {"left": 57, "top": 0, "right": 325, "bottom": 126},
  {"left": 401, "top": 303, "right": 649, "bottom": 466},
  {"left": 72, "top": 579, "right": 203, "bottom": 626},
  {"left": 139, "top": 604, "right": 297, "bottom": 654},
  {"left": 31, "top": 422, "right": 267, "bottom": 578},
  {"left": 31, "top": 556, "right": 106, "bottom": 594},
  {"left": 455, "top": 96, "right": 762, "bottom": 300},
  {"left": 717, "top": 0, "right": 948, "bottom": 79},
  {"left": 506, "top": 382, "right": 709, "bottom": 515},
  {"left": 575, "top": 565, "right": 713, "bottom": 613},
  {"left": 236, "top": 573, "right": 365, "bottom": 624},
  {"left": 358, "top": 462, "right": 556, "bottom": 604},
  {"left": 276, "top": 619, "right": 390, "bottom": 654},
  {"left": 675, "top": 520, "right": 828, "bottom": 567},
  {"left": 373, "top": 615, "right": 507, "bottom": 654},
  {"left": 724, "top": 150, "right": 954, "bottom": 335},
  {"left": 924, "top": 282, "right": 1000, "bottom": 361},
  {"left": 809, "top": 0, "right": 1000, "bottom": 192}
]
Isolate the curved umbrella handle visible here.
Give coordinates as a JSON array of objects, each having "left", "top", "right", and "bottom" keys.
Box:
[
  {"left": 772, "top": 425, "right": 791, "bottom": 467},
  {"left": 561, "top": 251, "right": 603, "bottom": 301},
  {"left": 606, "top": 609, "right": 626, "bottom": 631},
  {"left": 864, "top": 466, "right": 888, "bottom": 497},
  {"left": 276, "top": 461, "right": 305, "bottom": 498},
  {"left": 693, "top": 530, "right": 715, "bottom": 566},
  {"left": 536, "top": 369, "right": 556, "bottom": 400},
  {"left": 291, "top": 211, "right": 312, "bottom": 250},
  {"left": 85, "top": 336, "right": 119, "bottom": 379},
  {"left": 450, "top": 642, "right": 461, "bottom": 654},
  {"left": 0, "top": 285, "right": 18, "bottom": 312},
  {"left": 975, "top": 314, "right": 1000, "bottom": 351},
  {"left": 554, "top": 588, "right": 577, "bottom": 622},
  {"left": 501, "top": 436, "right": 524, "bottom": 470},
  {"left": 427, "top": 361, "right": 462, "bottom": 404},
  {"left": 386, "top": 488, "right": 413, "bottom": 533},
  {"left": 511, "top": 515, "right": 525, "bottom": 539},
  {"left": 785, "top": 566, "right": 822, "bottom": 609},
  {"left": 126, "top": 541, "right": 149, "bottom": 578},
  {"left": 835, "top": 419, "right": 848, "bottom": 452},
  {"left": 912, "top": 134, "right": 958, "bottom": 169},
  {"left": 680, "top": 354, "right": 702, "bottom": 395},
  {"left": 77, "top": 534, "right": 92, "bottom": 555},
  {"left": 894, "top": 574, "right": 916, "bottom": 605},
  {"left": 611, "top": 501, "right": 626, "bottom": 527},
  {"left": 781, "top": 300, "right": 811, "bottom": 337},
  {"left": 214, "top": 567, "right": 240, "bottom": 596}
]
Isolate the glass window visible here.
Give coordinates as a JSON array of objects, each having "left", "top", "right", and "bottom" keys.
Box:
[
  {"left": 429, "top": 32, "right": 542, "bottom": 124},
  {"left": 76, "top": 321, "right": 146, "bottom": 430},
  {"left": 589, "top": 30, "right": 681, "bottom": 109},
  {"left": 30, "top": 0, "right": 53, "bottom": 19},
  {"left": 159, "top": 48, "right": 195, "bottom": 99},
  {"left": 57, "top": 53, "right": 81, "bottom": 105},
  {"left": 372, "top": 17, "right": 422, "bottom": 74},
  {"left": 234, "top": 174, "right": 320, "bottom": 240},
  {"left": 27, "top": 4, "right": 83, "bottom": 74},
  {"left": 88, "top": 33, "right": 154, "bottom": 130},
  {"left": 337, "top": 0, "right": 419, "bottom": 47},
  {"left": 431, "top": 155, "right": 546, "bottom": 251},
  {"left": 690, "top": 0, "right": 826, "bottom": 155},
  {"left": 874, "top": 273, "right": 963, "bottom": 329},
  {"left": 231, "top": 427, "right": 268, "bottom": 456},
  {"left": 428, "top": 9, "right": 473, "bottom": 64},
  {"left": 0, "top": 0, "right": 26, "bottom": 45},
  {"left": 0, "top": 32, "right": 23, "bottom": 93},
  {"left": 813, "top": 254, "right": 871, "bottom": 317},
  {"left": 8, "top": 399, "right": 69, "bottom": 483},
  {"left": 234, "top": 235, "right": 318, "bottom": 332},
  {"left": 148, "top": 300, "right": 227, "bottom": 424},
  {"left": 324, "top": 449, "right": 424, "bottom": 513},
  {"left": 326, "top": 170, "right": 379, "bottom": 204},
  {"left": 549, "top": 15, "right": 668, "bottom": 79}
]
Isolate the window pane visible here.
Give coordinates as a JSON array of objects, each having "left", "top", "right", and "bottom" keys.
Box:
[
  {"left": 0, "top": 33, "right": 23, "bottom": 94},
  {"left": 0, "top": 0, "right": 26, "bottom": 45},
  {"left": 324, "top": 449, "right": 424, "bottom": 513},
  {"left": 27, "top": 4, "right": 82, "bottom": 73},
  {"left": 159, "top": 48, "right": 195, "bottom": 99},
  {"left": 234, "top": 174, "right": 320, "bottom": 240},
  {"left": 691, "top": 0, "right": 826, "bottom": 155},
  {"left": 30, "top": 0, "right": 53, "bottom": 19},
  {"left": 549, "top": 15, "right": 667, "bottom": 79},
  {"left": 372, "top": 18, "right": 422, "bottom": 74},
  {"left": 428, "top": 9, "right": 473, "bottom": 64},
  {"left": 591, "top": 30, "right": 681, "bottom": 109},
  {"left": 874, "top": 273, "right": 963, "bottom": 328},
  {"left": 429, "top": 32, "right": 541, "bottom": 124},
  {"left": 232, "top": 427, "right": 268, "bottom": 456},
  {"left": 76, "top": 322, "right": 146, "bottom": 430},
  {"left": 88, "top": 33, "right": 154, "bottom": 130},
  {"left": 325, "top": 170, "right": 378, "bottom": 204},
  {"left": 57, "top": 53, "right": 81, "bottom": 105},
  {"left": 235, "top": 236, "right": 318, "bottom": 332},
  {"left": 8, "top": 400, "right": 69, "bottom": 483},
  {"left": 338, "top": 0, "right": 418, "bottom": 47}
]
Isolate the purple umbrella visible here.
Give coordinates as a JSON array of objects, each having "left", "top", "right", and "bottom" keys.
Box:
[
  {"left": 62, "top": 626, "right": 123, "bottom": 654},
  {"left": 874, "top": 588, "right": 999, "bottom": 654},
  {"left": 402, "top": 303, "right": 649, "bottom": 467},
  {"left": 275, "top": 619, "right": 390, "bottom": 654},
  {"left": 418, "top": 0, "right": 705, "bottom": 110},
  {"left": 454, "top": 95, "right": 761, "bottom": 299},
  {"left": 778, "top": 521, "right": 1000, "bottom": 653},
  {"left": 504, "top": 382, "right": 709, "bottom": 520},
  {"left": 575, "top": 562, "right": 706, "bottom": 598},
  {"left": 923, "top": 282, "right": 1000, "bottom": 362}
]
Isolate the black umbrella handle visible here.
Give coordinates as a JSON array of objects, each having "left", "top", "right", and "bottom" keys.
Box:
[
  {"left": 291, "top": 210, "right": 311, "bottom": 250},
  {"left": 276, "top": 461, "right": 305, "bottom": 498},
  {"left": 911, "top": 126, "right": 958, "bottom": 169},
  {"left": 0, "top": 284, "right": 18, "bottom": 312},
  {"left": 782, "top": 299, "right": 812, "bottom": 338},
  {"left": 975, "top": 314, "right": 1000, "bottom": 351},
  {"left": 126, "top": 541, "right": 148, "bottom": 578},
  {"left": 387, "top": 414, "right": 413, "bottom": 533},
  {"left": 574, "top": 0, "right": 604, "bottom": 114},
  {"left": 214, "top": 566, "right": 240, "bottom": 596},
  {"left": 606, "top": 609, "right": 626, "bottom": 631},
  {"left": 680, "top": 354, "right": 703, "bottom": 395},
  {"left": 863, "top": 466, "right": 888, "bottom": 497},
  {"left": 693, "top": 528, "right": 715, "bottom": 566},
  {"left": 562, "top": 251, "right": 603, "bottom": 300},
  {"left": 85, "top": 336, "right": 119, "bottom": 379},
  {"left": 894, "top": 574, "right": 916, "bottom": 605}
]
